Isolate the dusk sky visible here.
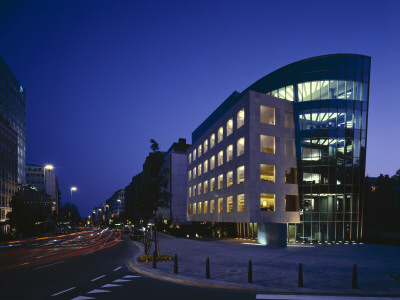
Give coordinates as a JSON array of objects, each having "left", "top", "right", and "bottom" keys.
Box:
[{"left": 1, "top": 0, "right": 399, "bottom": 217}]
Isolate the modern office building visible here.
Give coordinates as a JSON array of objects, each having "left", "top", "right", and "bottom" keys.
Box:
[
  {"left": 187, "top": 54, "right": 370, "bottom": 245},
  {"left": 105, "top": 189, "right": 125, "bottom": 219}
]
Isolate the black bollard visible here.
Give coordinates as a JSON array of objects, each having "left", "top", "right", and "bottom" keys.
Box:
[
  {"left": 248, "top": 260, "right": 252, "bottom": 283},
  {"left": 352, "top": 264, "right": 357, "bottom": 289},
  {"left": 206, "top": 257, "right": 210, "bottom": 279},
  {"left": 174, "top": 254, "right": 178, "bottom": 274},
  {"left": 152, "top": 250, "right": 157, "bottom": 269},
  {"left": 298, "top": 263, "right": 303, "bottom": 287}
]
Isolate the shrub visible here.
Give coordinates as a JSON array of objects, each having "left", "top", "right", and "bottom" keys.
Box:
[{"left": 138, "top": 254, "right": 172, "bottom": 263}]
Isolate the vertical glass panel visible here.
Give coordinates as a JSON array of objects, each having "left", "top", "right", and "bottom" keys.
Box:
[
  {"left": 285, "top": 167, "right": 297, "bottom": 184},
  {"left": 260, "top": 193, "right": 275, "bottom": 211},
  {"left": 345, "top": 139, "right": 353, "bottom": 156},
  {"left": 237, "top": 137, "right": 245, "bottom": 156},
  {"left": 346, "top": 109, "right": 354, "bottom": 128},
  {"left": 193, "top": 149, "right": 197, "bottom": 161},
  {"left": 260, "top": 135, "right": 275, "bottom": 154},
  {"left": 210, "top": 134, "right": 215, "bottom": 148},
  {"left": 329, "top": 80, "right": 338, "bottom": 99},
  {"left": 193, "top": 203, "right": 196, "bottom": 214},
  {"left": 354, "top": 110, "right": 362, "bottom": 129},
  {"left": 346, "top": 81, "right": 354, "bottom": 100},
  {"left": 329, "top": 109, "right": 337, "bottom": 128},
  {"left": 198, "top": 202, "right": 202, "bottom": 213},
  {"left": 319, "top": 109, "right": 330, "bottom": 129},
  {"left": 356, "top": 56, "right": 363, "bottom": 72},
  {"left": 218, "top": 126, "right": 224, "bottom": 143},
  {"left": 226, "top": 145, "right": 233, "bottom": 162},
  {"left": 204, "top": 160, "right": 208, "bottom": 173},
  {"left": 363, "top": 58, "right": 370, "bottom": 73},
  {"left": 337, "top": 109, "right": 346, "bottom": 128},
  {"left": 260, "top": 105, "right": 275, "bottom": 125},
  {"left": 286, "top": 85, "right": 294, "bottom": 101},
  {"left": 226, "top": 119, "right": 233, "bottom": 136},
  {"left": 297, "top": 83, "right": 303, "bottom": 102},
  {"left": 329, "top": 139, "right": 337, "bottom": 157},
  {"left": 354, "top": 82, "right": 362, "bottom": 100},
  {"left": 311, "top": 110, "right": 319, "bottom": 129},
  {"left": 237, "top": 194, "right": 245, "bottom": 212},
  {"left": 354, "top": 138, "right": 360, "bottom": 157},
  {"left": 338, "top": 80, "right": 346, "bottom": 99},
  {"left": 218, "top": 198, "right": 223, "bottom": 213},
  {"left": 361, "top": 112, "right": 367, "bottom": 130},
  {"left": 285, "top": 111, "right": 295, "bottom": 129},
  {"left": 278, "top": 87, "right": 285, "bottom": 99},
  {"left": 311, "top": 81, "right": 321, "bottom": 100},
  {"left": 362, "top": 83, "right": 369, "bottom": 101},
  {"left": 198, "top": 183, "right": 201, "bottom": 195},
  {"left": 198, "top": 145, "right": 202, "bottom": 157},
  {"left": 218, "top": 174, "right": 223, "bottom": 189},
  {"left": 218, "top": 150, "right": 223, "bottom": 166},
  {"left": 337, "top": 139, "right": 345, "bottom": 156},
  {"left": 260, "top": 164, "right": 275, "bottom": 182},
  {"left": 204, "top": 201, "right": 208, "bottom": 213},
  {"left": 188, "top": 153, "right": 192, "bottom": 164},
  {"left": 227, "top": 171, "right": 233, "bottom": 187},
  {"left": 193, "top": 167, "right": 196, "bottom": 178},
  {"left": 210, "top": 178, "right": 215, "bottom": 192},
  {"left": 272, "top": 89, "right": 279, "bottom": 98},
  {"left": 198, "top": 164, "right": 202, "bottom": 176},
  {"left": 204, "top": 180, "right": 208, "bottom": 193},
  {"left": 227, "top": 196, "right": 233, "bottom": 212},
  {"left": 237, "top": 166, "right": 245, "bottom": 184},
  {"left": 320, "top": 81, "right": 329, "bottom": 99},
  {"left": 204, "top": 140, "right": 208, "bottom": 153},
  {"left": 210, "top": 200, "right": 215, "bottom": 213},
  {"left": 237, "top": 109, "right": 245, "bottom": 129},
  {"left": 303, "top": 82, "right": 311, "bottom": 101}
]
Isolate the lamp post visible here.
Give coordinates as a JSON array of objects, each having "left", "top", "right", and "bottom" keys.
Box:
[
  {"left": 117, "top": 199, "right": 121, "bottom": 218},
  {"left": 43, "top": 165, "right": 54, "bottom": 215},
  {"left": 70, "top": 186, "right": 77, "bottom": 224}
]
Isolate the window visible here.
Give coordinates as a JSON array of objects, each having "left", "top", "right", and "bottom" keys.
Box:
[
  {"left": 226, "top": 119, "right": 233, "bottom": 136},
  {"left": 285, "top": 167, "right": 297, "bottom": 184},
  {"left": 198, "top": 202, "right": 202, "bottom": 214},
  {"left": 204, "top": 140, "right": 208, "bottom": 153},
  {"left": 285, "top": 139, "right": 296, "bottom": 156},
  {"left": 204, "top": 201, "right": 208, "bottom": 214},
  {"left": 237, "top": 137, "right": 245, "bottom": 156},
  {"left": 218, "top": 151, "right": 223, "bottom": 166},
  {"left": 188, "top": 153, "right": 192, "bottom": 164},
  {"left": 210, "top": 134, "right": 215, "bottom": 148},
  {"left": 237, "top": 109, "right": 244, "bottom": 129},
  {"left": 193, "top": 149, "right": 197, "bottom": 161},
  {"left": 260, "top": 135, "right": 275, "bottom": 153},
  {"left": 260, "top": 194, "right": 275, "bottom": 211},
  {"left": 210, "top": 200, "right": 215, "bottom": 213},
  {"left": 193, "top": 167, "right": 197, "bottom": 179},
  {"left": 198, "top": 164, "right": 202, "bottom": 176},
  {"left": 226, "top": 145, "right": 233, "bottom": 162},
  {"left": 237, "top": 166, "right": 245, "bottom": 184},
  {"left": 193, "top": 185, "right": 196, "bottom": 196},
  {"left": 218, "top": 126, "right": 224, "bottom": 143},
  {"left": 227, "top": 171, "right": 233, "bottom": 187},
  {"left": 227, "top": 196, "right": 233, "bottom": 212},
  {"left": 260, "top": 105, "right": 275, "bottom": 125},
  {"left": 285, "top": 111, "right": 295, "bottom": 129},
  {"left": 198, "top": 145, "right": 202, "bottom": 157},
  {"left": 261, "top": 164, "right": 275, "bottom": 182},
  {"left": 285, "top": 195, "right": 299, "bottom": 211},
  {"left": 204, "top": 160, "right": 208, "bottom": 173},
  {"left": 204, "top": 180, "right": 208, "bottom": 193},
  {"left": 197, "top": 183, "right": 201, "bottom": 195},
  {"left": 237, "top": 194, "right": 245, "bottom": 212},
  {"left": 210, "top": 155, "right": 215, "bottom": 170},
  {"left": 188, "top": 204, "right": 192, "bottom": 215},
  {"left": 218, "top": 198, "right": 223, "bottom": 213},
  {"left": 188, "top": 170, "right": 192, "bottom": 181},
  {"left": 210, "top": 178, "right": 215, "bottom": 192},
  {"left": 218, "top": 174, "right": 223, "bottom": 189},
  {"left": 188, "top": 187, "right": 192, "bottom": 198},
  {"left": 193, "top": 203, "right": 197, "bottom": 214}
]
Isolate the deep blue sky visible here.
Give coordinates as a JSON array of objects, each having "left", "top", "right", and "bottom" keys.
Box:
[{"left": 1, "top": 0, "right": 399, "bottom": 217}]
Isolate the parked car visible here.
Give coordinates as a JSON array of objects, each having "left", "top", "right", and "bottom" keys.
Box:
[{"left": 130, "top": 228, "right": 144, "bottom": 241}]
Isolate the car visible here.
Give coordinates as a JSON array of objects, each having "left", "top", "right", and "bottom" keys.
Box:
[{"left": 130, "top": 228, "right": 144, "bottom": 241}]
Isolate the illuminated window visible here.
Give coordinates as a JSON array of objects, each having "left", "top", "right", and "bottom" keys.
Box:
[
  {"left": 226, "top": 119, "right": 233, "bottom": 136},
  {"left": 193, "top": 185, "right": 196, "bottom": 196},
  {"left": 188, "top": 153, "right": 192, "bottom": 164},
  {"left": 204, "top": 160, "right": 208, "bottom": 173},
  {"left": 197, "top": 183, "right": 201, "bottom": 195},
  {"left": 210, "top": 200, "right": 215, "bottom": 213},
  {"left": 237, "top": 166, "right": 245, "bottom": 184},
  {"left": 218, "top": 151, "right": 223, "bottom": 166},
  {"left": 285, "top": 111, "right": 295, "bottom": 129},
  {"left": 218, "top": 198, "right": 223, "bottom": 213},
  {"left": 218, "top": 126, "right": 224, "bottom": 143},
  {"left": 198, "top": 145, "right": 202, "bottom": 158},
  {"left": 188, "top": 187, "right": 191, "bottom": 198},
  {"left": 260, "top": 135, "right": 275, "bottom": 154},
  {"left": 285, "top": 195, "right": 299, "bottom": 211},
  {"left": 261, "top": 164, "right": 275, "bottom": 182},
  {"left": 237, "top": 137, "right": 245, "bottom": 156},
  {"left": 188, "top": 170, "right": 192, "bottom": 181},
  {"left": 210, "top": 178, "right": 215, "bottom": 192},
  {"left": 188, "top": 204, "right": 192, "bottom": 215},
  {"left": 285, "top": 139, "right": 296, "bottom": 156},
  {"left": 210, "top": 134, "right": 215, "bottom": 148},
  {"left": 198, "top": 202, "right": 202, "bottom": 214},
  {"left": 204, "top": 201, "right": 208, "bottom": 214},
  {"left": 204, "top": 180, "right": 208, "bottom": 193},
  {"left": 198, "top": 164, "right": 202, "bottom": 176},
  {"left": 260, "top": 105, "right": 275, "bottom": 125},
  {"left": 260, "top": 193, "right": 275, "bottom": 211},
  {"left": 204, "top": 140, "right": 208, "bottom": 153},
  {"left": 237, "top": 109, "right": 244, "bottom": 129},
  {"left": 237, "top": 194, "right": 245, "bottom": 212},
  {"left": 285, "top": 167, "right": 297, "bottom": 184},
  {"left": 218, "top": 174, "right": 223, "bottom": 189},
  {"left": 193, "top": 203, "right": 197, "bottom": 214},
  {"left": 193, "top": 167, "right": 197, "bottom": 179},
  {"left": 227, "top": 196, "right": 233, "bottom": 212},
  {"left": 193, "top": 149, "right": 197, "bottom": 161},
  {"left": 227, "top": 171, "right": 233, "bottom": 187},
  {"left": 210, "top": 156, "right": 215, "bottom": 170},
  {"left": 226, "top": 145, "right": 233, "bottom": 162}
]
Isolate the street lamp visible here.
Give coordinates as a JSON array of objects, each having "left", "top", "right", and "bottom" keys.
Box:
[
  {"left": 70, "top": 186, "right": 77, "bottom": 224},
  {"left": 43, "top": 164, "right": 54, "bottom": 214}
]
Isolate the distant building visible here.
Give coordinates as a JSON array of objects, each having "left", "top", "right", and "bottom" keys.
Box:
[
  {"left": 105, "top": 189, "right": 125, "bottom": 220},
  {"left": 92, "top": 203, "right": 109, "bottom": 223},
  {"left": 124, "top": 172, "right": 142, "bottom": 224},
  {"left": 26, "top": 164, "right": 60, "bottom": 214}
]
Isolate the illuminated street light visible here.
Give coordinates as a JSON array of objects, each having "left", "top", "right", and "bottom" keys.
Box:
[
  {"left": 43, "top": 164, "right": 54, "bottom": 214},
  {"left": 70, "top": 186, "right": 77, "bottom": 224}
]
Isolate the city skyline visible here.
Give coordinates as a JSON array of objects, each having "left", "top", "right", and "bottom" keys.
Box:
[{"left": 1, "top": 0, "right": 399, "bottom": 216}]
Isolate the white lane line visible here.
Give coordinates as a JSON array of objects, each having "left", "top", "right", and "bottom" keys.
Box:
[
  {"left": 102, "top": 283, "right": 122, "bottom": 288},
  {"left": 256, "top": 295, "right": 397, "bottom": 300},
  {"left": 113, "top": 266, "right": 122, "bottom": 271},
  {"left": 113, "top": 279, "right": 131, "bottom": 283},
  {"left": 90, "top": 274, "right": 106, "bottom": 282},
  {"left": 71, "top": 296, "right": 95, "bottom": 300},
  {"left": 87, "top": 289, "right": 111, "bottom": 294},
  {"left": 51, "top": 286, "right": 75, "bottom": 296},
  {"left": 81, "top": 251, "right": 94, "bottom": 256},
  {"left": 33, "top": 260, "right": 64, "bottom": 270},
  {"left": 123, "top": 275, "right": 141, "bottom": 278}
]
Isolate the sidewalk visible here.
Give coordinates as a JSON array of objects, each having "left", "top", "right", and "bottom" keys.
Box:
[{"left": 128, "top": 233, "right": 400, "bottom": 296}]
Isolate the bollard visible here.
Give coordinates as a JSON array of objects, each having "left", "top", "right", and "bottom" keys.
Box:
[
  {"left": 248, "top": 260, "right": 252, "bottom": 283},
  {"left": 298, "top": 263, "right": 303, "bottom": 287},
  {"left": 152, "top": 250, "right": 157, "bottom": 269},
  {"left": 206, "top": 257, "right": 210, "bottom": 279},
  {"left": 174, "top": 254, "right": 178, "bottom": 274},
  {"left": 352, "top": 264, "right": 357, "bottom": 289}
]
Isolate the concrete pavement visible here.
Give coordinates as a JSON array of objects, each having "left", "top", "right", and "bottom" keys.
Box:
[{"left": 129, "top": 232, "right": 400, "bottom": 296}]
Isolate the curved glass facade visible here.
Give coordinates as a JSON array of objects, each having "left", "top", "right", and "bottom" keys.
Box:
[{"left": 245, "top": 54, "right": 370, "bottom": 242}]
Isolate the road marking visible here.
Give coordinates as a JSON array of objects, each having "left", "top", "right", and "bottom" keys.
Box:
[
  {"left": 91, "top": 275, "right": 106, "bottom": 281},
  {"left": 123, "top": 275, "right": 141, "bottom": 278},
  {"left": 33, "top": 260, "right": 64, "bottom": 270},
  {"left": 113, "top": 279, "right": 131, "bottom": 282},
  {"left": 87, "top": 289, "right": 111, "bottom": 294},
  {"left": 102, "top": 284, "right": 122, "bottom": 288},
  {"left": 113, "top": 266, "right": 122, "bottom": 271},
  {"left": 51, "top": 287, "right": 76, "bottom": 296},
  {"left": 71, "top": 296, "right": 95, "bottom": 300},
  {"left": 256, "top": 295, "right": 398, "bottom": 300},
  {"left": 81, "top": 251, "right": 94, "bottom": 256}
]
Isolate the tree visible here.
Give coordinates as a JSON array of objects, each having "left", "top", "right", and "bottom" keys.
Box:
[
  {"left": 58, "top": 203, "right": 81, "bottom": 225},
  {"left": 138, "top": 139, "right": 171, "bottom": 255}
]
